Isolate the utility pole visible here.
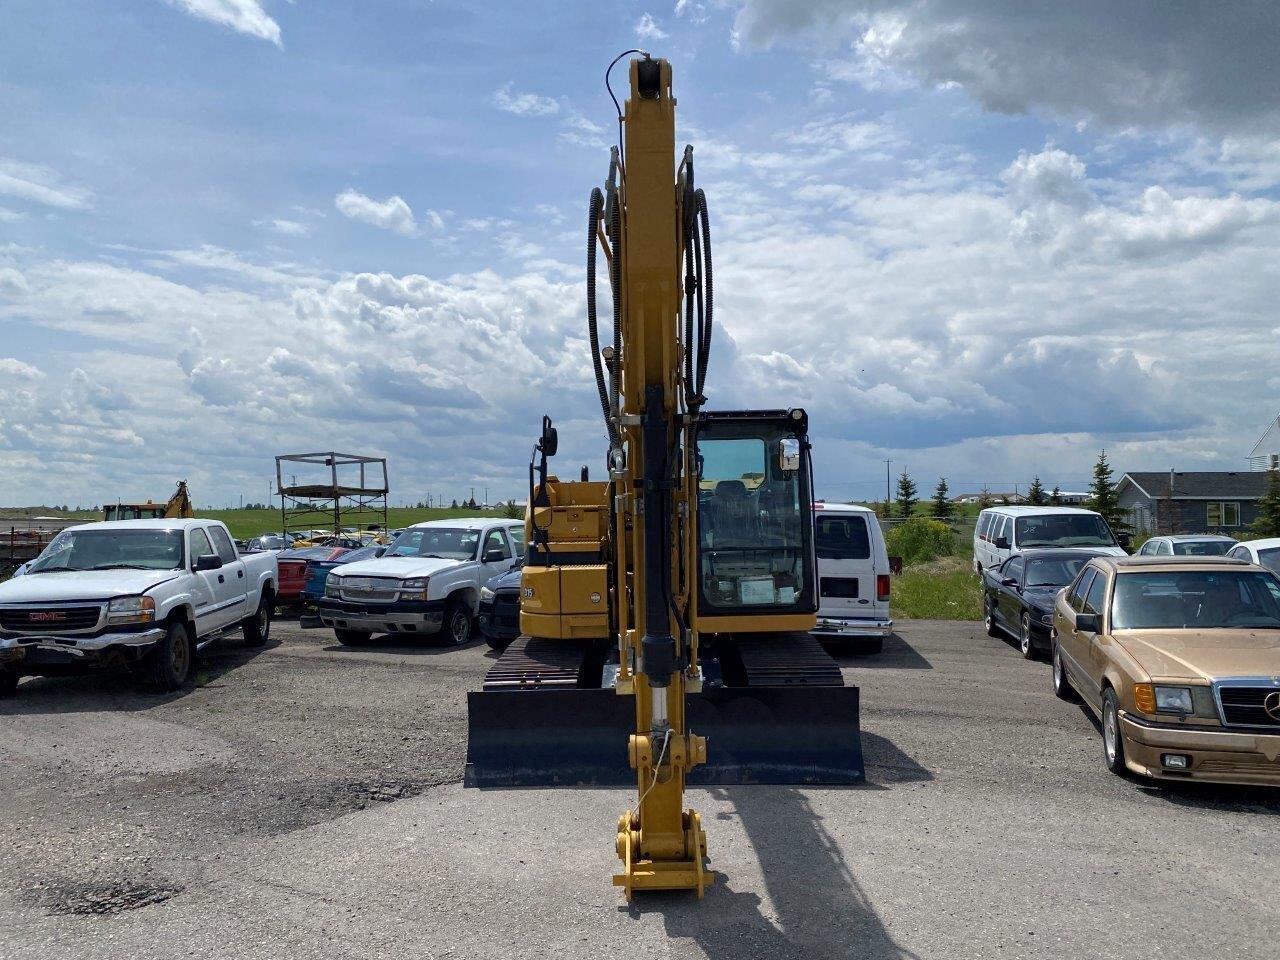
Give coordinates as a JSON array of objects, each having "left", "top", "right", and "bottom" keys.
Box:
[
  {"left": 884, "top": 459, "right": 893, "bottom": 507},
  {"left": 484, "top": 486, "right": 489, "bottom": 509}
]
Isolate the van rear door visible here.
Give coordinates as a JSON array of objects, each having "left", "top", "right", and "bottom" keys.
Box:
[{"left": 814, "top": 511, "right": 878, "bottom": 622}]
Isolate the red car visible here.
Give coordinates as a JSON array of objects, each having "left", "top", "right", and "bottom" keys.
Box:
[{"left": 275, "top": 547, "right": 350, "bottom": 605}]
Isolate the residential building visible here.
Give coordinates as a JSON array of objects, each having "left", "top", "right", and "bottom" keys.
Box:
[{"left": 1116, "top": 471, "right": 1267, "bottom": 535}]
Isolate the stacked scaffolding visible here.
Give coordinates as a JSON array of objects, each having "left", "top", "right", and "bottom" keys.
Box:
[{"left": 275, "top": 452, "right": 389, "bottom": 537}]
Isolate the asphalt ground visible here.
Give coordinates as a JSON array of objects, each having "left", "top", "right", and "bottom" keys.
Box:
[{"left": 1, "top": 618, "right": 1277, "bottom": 960}]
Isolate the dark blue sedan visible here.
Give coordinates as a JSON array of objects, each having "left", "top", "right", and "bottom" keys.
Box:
[
  {"left": 982, "top": 549, "right": 1110, "bottom": 659},
  {"left": 478, "top": 563, "right": 522, "bottom": 650}
]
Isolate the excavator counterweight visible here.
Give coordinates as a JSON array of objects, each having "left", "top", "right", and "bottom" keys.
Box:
[{"left": 464, "top": 56, "right": 864, "bottom": 899}]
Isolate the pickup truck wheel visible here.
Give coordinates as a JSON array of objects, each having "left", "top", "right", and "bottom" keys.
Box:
[
  {"left": 0, "top": 668, "right": 18, "bottom": 698},
  {"left": 242, "top": 594, "right": 272, "bottom": 647},
  {"left": 335, "top": 628, "right": 372, "bottom": 646},
  {"left": 444, "top": 600, "right": 472, "bottom": 645},
  {"left": 150, "top": 620, "right": 194, "bottom": 692}
]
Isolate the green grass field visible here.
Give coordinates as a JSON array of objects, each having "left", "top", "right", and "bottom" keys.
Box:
[{"left": 890, "top": 556, "right": 983, "bottom": 621}]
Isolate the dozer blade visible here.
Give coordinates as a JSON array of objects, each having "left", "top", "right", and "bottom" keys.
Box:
[{"left": 464, "top": 685, "right": 863, "bottom": 788}]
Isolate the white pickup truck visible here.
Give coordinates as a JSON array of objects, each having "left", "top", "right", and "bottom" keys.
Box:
[
  {"left": 0, "top": 519, "right": 278, "bottom": 696},
  {"left": 319, "top": 518, "right": 523, "bottom": 645}
]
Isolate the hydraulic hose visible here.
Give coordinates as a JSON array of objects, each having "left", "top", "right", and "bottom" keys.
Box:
[{"left": 587, "top": 187, "right": 619, "bottom": 448}]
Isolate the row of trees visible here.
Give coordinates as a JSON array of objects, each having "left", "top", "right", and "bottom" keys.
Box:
[{"left": 884, "top": 471, "right": 1069, "bottom": 521}]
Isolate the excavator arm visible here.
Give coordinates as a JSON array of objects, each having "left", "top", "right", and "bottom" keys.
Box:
[{"left": 464, "top": 55, "right": 864, "bottom": 901}]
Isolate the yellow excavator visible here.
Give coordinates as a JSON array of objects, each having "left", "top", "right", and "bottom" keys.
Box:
[
  {"left": 103, "top": 481, "right": 194, "bottom": 522},
  {"left": 465, "top": 55, "right": 862, "bottom": 899}
]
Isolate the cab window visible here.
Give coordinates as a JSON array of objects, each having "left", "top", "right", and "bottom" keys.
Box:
[
  {"left": 1082, "top": 570, "right": 1108, "bottom": 616},
  {"left": 507, "top": 525, "right": 525, "bottom": 558},
  {"left": 1068, "top": 569, "right": 1095, "bottom": 612},
  {"left": 190, "top": 528, "right": 215, "bottom": 563},
  {"left": 1003, "top": 556, "right": 1024, "bottom": 584},
  {"left": 482, "top": 529, "right": 511, "bottom": 561},
  {"left": 210, "top": 527, "right": 238, "bottom": 563}
]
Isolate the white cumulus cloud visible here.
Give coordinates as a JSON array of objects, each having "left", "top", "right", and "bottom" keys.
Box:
[
  {"left": 165, "top": 0, "right": 282, "bottom": 47},
  {"left": 635, "top": 13, "right": 669, "bottom": 40},
  {"left": 334, "top": 189, "right": 420, "bottom": 237},
  {"left": 492, "top": 83, "right": 560, "bottom": 117}
]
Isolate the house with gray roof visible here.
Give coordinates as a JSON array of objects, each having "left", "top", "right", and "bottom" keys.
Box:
[{"left": 1116, "top": 471, "right": 1267, "bottom": 535}]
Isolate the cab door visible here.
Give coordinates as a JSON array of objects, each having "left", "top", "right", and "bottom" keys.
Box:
[
  {"left": 188, "top": 527, "right": 225, "bottom": 634},
  {"left": 479, "top": 527, "right": 515, "bottom": 583},
  {"left": 996, "top": 555, "right": 1025, "bottom": 629},
  {"left": 1059, "top": 567, "right": 1095, "bottom": 691}
]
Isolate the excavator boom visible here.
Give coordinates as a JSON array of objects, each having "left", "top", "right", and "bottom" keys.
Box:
[{"left": 464, "top": 55, "right": 863, "bottom": 900}]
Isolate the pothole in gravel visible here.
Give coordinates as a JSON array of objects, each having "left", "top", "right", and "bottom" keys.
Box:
[{"left": 43, "top": 881, "right": 183, "bottom": 917}]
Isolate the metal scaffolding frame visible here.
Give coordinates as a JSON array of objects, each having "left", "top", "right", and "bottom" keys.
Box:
[{"left": 275, "top": 452, "right": 389, "bottom": 537}]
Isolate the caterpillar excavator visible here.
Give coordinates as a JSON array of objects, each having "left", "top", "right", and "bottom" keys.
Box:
[
  {"left": 465, "top": 55, "right": 863, "bottom": 899},
  {"left": 103, "top": 481, "right": 194, "bottom": 522}
]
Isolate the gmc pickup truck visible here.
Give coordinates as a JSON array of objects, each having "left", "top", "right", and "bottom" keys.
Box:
[
  {"left": 0, "top": 519, "right": 278, "bottom": 695},
  {"left": 319, "top": 518, "right": 523, "bottom": 645}
]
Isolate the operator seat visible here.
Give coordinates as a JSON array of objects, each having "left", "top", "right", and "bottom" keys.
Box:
[{"left": 706, "top": 480, "right": 761, "bottom": 547}]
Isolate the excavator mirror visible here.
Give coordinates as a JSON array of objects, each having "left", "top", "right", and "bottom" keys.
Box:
[
  {"left": 778, "top": 437, "right": 801, "bottom": 472},
  {"left": 540, "top": 415, "right": 558, "bottom": 457}
]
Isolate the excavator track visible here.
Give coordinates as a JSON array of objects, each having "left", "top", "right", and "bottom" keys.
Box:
[
  {"left": 482, "top": 635, "right": 587, "bottom": 689},
  {"left": 466, "top": 632, "right": 863, "bottom": 787}
]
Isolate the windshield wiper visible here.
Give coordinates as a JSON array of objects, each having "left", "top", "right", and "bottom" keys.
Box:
[
  {"left": 1026, "top": 582, "right": 1064, "bottom": 588},
  {"left": 24, "top": 565, "right": 75, "bottom": 575},
  {"left": 90, "top": 563, "right": 148, "bottom": 570}
]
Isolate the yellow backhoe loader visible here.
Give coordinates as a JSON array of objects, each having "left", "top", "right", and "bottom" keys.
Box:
[
  {"left": 465, "top": 55, "right": 863, "bottom": 899},
  {"left": 103, "top": 481, "right": 194, "bottom": 522}
]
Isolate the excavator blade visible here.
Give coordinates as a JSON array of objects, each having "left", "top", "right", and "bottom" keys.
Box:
[{"left": 464, "top": 685, "right": 863, "bottom": 788}]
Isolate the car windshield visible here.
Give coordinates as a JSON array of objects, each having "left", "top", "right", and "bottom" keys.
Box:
[
  {"left": 386, "top": 527, "right": 481, "bottom": 561},
  {"left": 1111, "top": 570, "right": 1280, "bottom": 630},
  {"left": 1024, "top": 556, "right": 1094, "bottom": 587},
  {"left": 280, "top": 547, "right": 338, "bottom": 560},
  {"left": 1172, "top": 540, "right": 1234, "bottom": 556},
  {"left": 252, "top": 536, "right": 289, "bottom": 550},
  {"left": 1015, "top": 514, "right": 1116, "bottom": 548},
  {"left": 815, "top": 515, "right": 871, "bottom": 560},
  {"left": 27, "top": 528, "right": 184, "bottom": 572},
  {"left": 1257, "top": 548, "right": 1280, "bottom": 575}
]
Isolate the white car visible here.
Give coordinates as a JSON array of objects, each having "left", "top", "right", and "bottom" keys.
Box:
[
  {"left": 973, "top": 506, "right": 1129, "bottom": 572},
  {"left": 810, "top": 502, "right": 892, "bottom": 652},
  {"left": 319, "top": 518, "right": 524, "bottom": 645},
  {"left": 1134, "top": 534, "right": 1237, "bottom": 557},
  {"left": 0, "top": 519, "right": 278, "bottom": 695},
  {"left": 1226, "top": 537, "right": 1280, "bottom": 574}
]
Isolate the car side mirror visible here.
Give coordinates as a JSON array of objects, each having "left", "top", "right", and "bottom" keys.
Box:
[
  {"left": 995, "top": 536, "right": 1010, "bottom": 550},
  {"left": 374, "top": 547, "right": 386, "bottom": 558},
  {"left": 1074, "top": 611, "right": 1099, "bottom": 633},
  {"left": 483, "top": 548, "right": 507, "bottom": 563},
  {"left": 194, "top": 554, "right": 223, "bottom": 572},
  {"left": 1117, "top": 532, "right": 1132, "bottom": 548},
  {"left": 1000, "top": 576, "right": 1018, "bottom": 587}
]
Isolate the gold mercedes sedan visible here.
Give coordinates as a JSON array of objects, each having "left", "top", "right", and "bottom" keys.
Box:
[{"left": 1051, "top": 555, "right": 1280, "bottom": 787}]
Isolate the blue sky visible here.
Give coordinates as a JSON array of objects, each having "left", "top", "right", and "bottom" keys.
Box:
[{"left": 3, "top": 1, "right": 1280, "bottom": 507}]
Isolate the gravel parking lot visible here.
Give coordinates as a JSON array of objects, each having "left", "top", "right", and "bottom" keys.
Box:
[{"left": 2, "top": 619, "right": 1276, "bottom": 960}]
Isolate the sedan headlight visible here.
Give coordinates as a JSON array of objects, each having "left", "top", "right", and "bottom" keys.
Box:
[
  {"left": 480, "top": 585, "right": 495, "bottom": 601},
  {"left": 325, "top": 576, "right": 342, "bottom": 598},
  {"left": 399, "top": 577, "right": 429, "bottom": 600},
  {"left": 1154, "top": 685, "right": 1194, "bottom": 714},
  {"left": 107, "top": 595, "right": 156, "bottom": 624}
]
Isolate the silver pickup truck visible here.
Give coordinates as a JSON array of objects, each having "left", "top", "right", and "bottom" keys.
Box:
[{"left": 0, "top": 519, "right": 278, "bottom": 695}]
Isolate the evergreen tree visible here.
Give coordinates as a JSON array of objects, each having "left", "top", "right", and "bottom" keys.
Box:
[
  {"left": 450, "top": 498, "right": 459, "bottom": 509},
  {"left": 977, "top": 486, "right": 993, "bottom": 510},
  {"left": 1049, "top": 485, "right": 1062, "bottom": 506},
  {"left": 999, "top": 493, "right": 1011, "bottom": 505},
  {"left": 1086, "top": 449, "right": 1126, "bottom": 531},
  {"left": 894, "top": 469, "right": 918, "bottom": 519},
  {"left": 1027, "top": 476, "right": 1047, "bottom": 506},
  {"left": 930, "top": 477, "right": 952, "bottom": 521},
  {"left": 1252, "top": 466, "right": 1280, "bottom": 537},
  {"left": 504, "top": 499, "right": 522, "bottom": 519}
]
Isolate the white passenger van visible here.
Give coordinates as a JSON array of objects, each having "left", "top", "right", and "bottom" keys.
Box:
[
  {"left": 973, "top": 506, "right": 1129, "bottom": 573},
  {"left": 810, "top": 502, "right": 892, "bottom": 652}
]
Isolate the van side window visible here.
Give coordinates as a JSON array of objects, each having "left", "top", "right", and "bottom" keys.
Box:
[
  {"left": 977, "top": 513, "right": 991, "bottom": 540},
  {"left": 1068, "top": 569, "right": 1095, "bottom": 612},
  {"left": 996, "top": 516, "right": 1010, "bottom": 543}
]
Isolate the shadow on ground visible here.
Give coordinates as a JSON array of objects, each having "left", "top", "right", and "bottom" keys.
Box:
[
  {"left": 0, "top": 631, "right": 274, "bottom": 716},
  {"left": 623, "top": 786, "right": 920, "bottom": 960},
  {"left": 824, "top": 633, "right": 932, "bottom": 671}
]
